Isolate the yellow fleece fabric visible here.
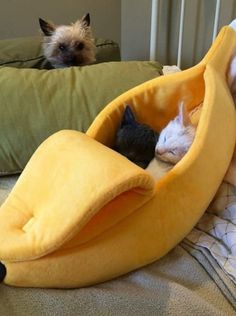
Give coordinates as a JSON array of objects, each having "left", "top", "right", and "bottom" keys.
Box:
[{"left": 0, "top": 26, "right": 236, "bottom": 288}]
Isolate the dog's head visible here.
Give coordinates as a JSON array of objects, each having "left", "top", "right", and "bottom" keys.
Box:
[{"left": 39, "top": 14, "right": 96, "bottom": 68}]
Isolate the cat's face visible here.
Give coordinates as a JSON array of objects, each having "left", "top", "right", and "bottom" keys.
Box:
[
  {"left": 155, "top": 103, "right": 196, "bottom": 164},
  {"left": 114, "top": 106, "right": 158, "bottom": 168}
]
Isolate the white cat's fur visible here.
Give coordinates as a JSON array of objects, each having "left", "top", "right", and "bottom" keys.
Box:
[
  {"left": 155, "top": 102, "right": 195, "bottom": 164},
  {"left": 145, "top": 158, "right": 173, "bottom": 181},
  {"left": 146, "top": 102, "right": 196, "bottom": 181},
  {"left": 227, "top": 55, "right": 236, "bottom": 105}
]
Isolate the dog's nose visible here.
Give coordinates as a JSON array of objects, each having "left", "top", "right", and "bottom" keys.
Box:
[
  {"left": 70, "top": 55, "right": 77, "bottom": 65},
  {"left": 63, "top": 54, "right": 77, "bottom": 66}
]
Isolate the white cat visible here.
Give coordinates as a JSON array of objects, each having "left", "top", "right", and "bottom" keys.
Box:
[
  {"left": 146, "top": 102, "right": 196, "bottom": 181},
  {"left": 147, "top": 53, "right": 236, "bottom": 182}
]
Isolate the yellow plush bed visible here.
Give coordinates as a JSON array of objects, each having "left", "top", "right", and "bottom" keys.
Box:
[{"left": 0, "top": 25, "right": 235, "bottom": 288}]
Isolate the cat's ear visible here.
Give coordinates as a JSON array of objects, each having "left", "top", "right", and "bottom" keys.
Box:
[
  {"left": 121, "top": 105, "right": 136, "bottom": 126},
  {"left": 39, "top": 18, "right": 56, "bottom": 36},
  {"left": 178, "top": 102, "right": 191, "bottom": 127}
]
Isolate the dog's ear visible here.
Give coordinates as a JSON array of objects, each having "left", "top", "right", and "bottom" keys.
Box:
[
  {"left": 39, "top": 18, "right": 56, "bottom": 36},
  {"left": 81, "top": 13, "right": 90, "bottom": 27}
]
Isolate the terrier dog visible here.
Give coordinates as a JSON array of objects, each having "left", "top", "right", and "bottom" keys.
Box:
[{"left": 39, "top": 13, "right": 96, "bottom": 68}]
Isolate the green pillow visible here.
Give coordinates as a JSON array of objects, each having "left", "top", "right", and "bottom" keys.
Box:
[
  {"left": 0, "top": 37, "right": 121, "bottom": 69},
  {"left": 0, "top": 61, "right": 162, "bottom": 175}
]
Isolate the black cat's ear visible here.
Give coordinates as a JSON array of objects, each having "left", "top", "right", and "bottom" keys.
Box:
[
  {"left": 121, "top": 105, "right": 136, "bottom": 126},
  {"left": 0, "top": 262, "right": 6, "bottom": 282},
  {"left": 39, "top": 18, "right": 56, "bottom": 36},
  {"left": 154, "top": 131, "right": 159, "bottom": 143},
  {"left": 81, "top": 13, "right": 90, "bottom": 26}
]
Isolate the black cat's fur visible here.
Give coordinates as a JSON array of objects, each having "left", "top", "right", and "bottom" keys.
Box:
[{"left": 113, "top": 105, "right": 159, "bottom": 168}]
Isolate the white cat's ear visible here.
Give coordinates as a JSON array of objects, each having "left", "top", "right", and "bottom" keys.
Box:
[
  {"left": 229, "top": 19, "right": 236, "bottom": 32},
  {"left": 178, "top": 102, "right": 191, "bottom": 127}
]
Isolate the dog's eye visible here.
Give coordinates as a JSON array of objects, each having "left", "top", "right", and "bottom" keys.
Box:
[
  {"left": 58, "top": 44, "right": 66, "bottom": 51},
  {"left": 76, "top": 42, "right": 84, "bottom": 50}
]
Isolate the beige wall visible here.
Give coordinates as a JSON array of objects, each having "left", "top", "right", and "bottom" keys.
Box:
[
  {"left": 0, "top": 0, "right": 121, "bottom": 44},
  {"left": 121, "top": 0, "right": 151, "bottom": 61}
]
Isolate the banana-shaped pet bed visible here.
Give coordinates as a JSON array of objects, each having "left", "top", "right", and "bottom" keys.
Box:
[{"left": 0, "top": 24, "right": 235, "bottom": 288}]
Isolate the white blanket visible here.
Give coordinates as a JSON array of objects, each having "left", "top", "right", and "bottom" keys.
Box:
[{"left": 186, "top": 182, "right": 236, "bottom": 283}]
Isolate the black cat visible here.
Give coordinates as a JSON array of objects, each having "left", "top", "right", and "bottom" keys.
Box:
[{"left": 113, "top": 105, "right": 159, "bottom": 168}]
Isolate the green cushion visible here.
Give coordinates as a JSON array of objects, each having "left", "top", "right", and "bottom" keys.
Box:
[
  {"left": 0, "top": 37, "right": 121, "bottom": 69},
  {"left": 0, "top": 61, "right": 162, "bottom": 175}
]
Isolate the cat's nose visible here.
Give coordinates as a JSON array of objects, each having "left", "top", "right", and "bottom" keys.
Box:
[{"left": 155, "top": 145, "right": 165, "bottom": 155}]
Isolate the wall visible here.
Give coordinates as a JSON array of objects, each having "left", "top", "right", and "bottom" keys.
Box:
[
  {"left": 0, "top": 0, "right": 121, "bottom": 44},
  {"left": 121, "top": 0, "right": 152, "bottom": 61}
]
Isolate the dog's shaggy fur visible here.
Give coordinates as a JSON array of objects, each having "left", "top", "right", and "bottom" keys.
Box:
[{"left": 39, "top": 14, "right": 96, "bottom": 68}]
